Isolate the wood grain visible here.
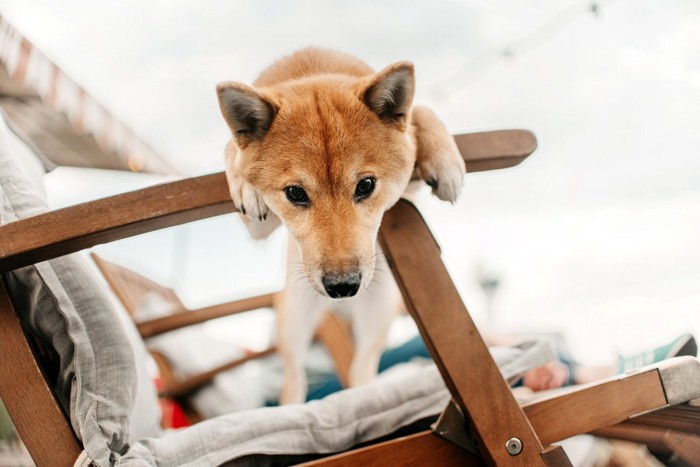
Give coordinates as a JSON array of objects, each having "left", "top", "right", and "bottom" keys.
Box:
[
  {"left": 379, "top": 200, "right": 548, "bottom": 466},
  {"left": 0, "top": 172, "right": 233, "bottom": 272},
  {"left": 628, "top": 402, "right": 700, "bottom": 435},
  {"left": 297, "top": 431, "right": 483, "bottom": 467},
  {"left": 0, "top": 278, "right": 82, "bottom": 467},
  {"left": 522, "top": 369, "right": 667, "bottom": 445},
  {"left": 315, "top": 313, "right": 355, "bottom": 387}
]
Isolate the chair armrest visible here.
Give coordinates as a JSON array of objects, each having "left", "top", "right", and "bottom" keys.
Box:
[
  {"left": 0, "top": 129, "right": 536, "bottom": 272},
  {"left": 137, "top": 293, "right": 277, "bottom": 338},
  {"left": 456, "top": 129, "right": 536, "bottom": 173},
  {"left": 0, "top": 172, "right": 233, "bottom": 272},
  {"left": 158, "top": 347, "right": 276, "bottom": 398}
]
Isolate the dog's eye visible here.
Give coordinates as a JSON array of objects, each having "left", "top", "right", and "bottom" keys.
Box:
[
  {"left": 354, "top": 177, "right": 376, "bottom": 202},
  {"left": 285, "top": 185, "right": 310, "bottom": 206}
]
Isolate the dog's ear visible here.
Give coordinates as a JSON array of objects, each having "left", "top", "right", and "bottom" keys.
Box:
[
  {"left": 360, "top": 62, "right": 415, "bottom": 127},
  {"left": 217, "top": 82, "right": 278, "bottom": 146}
]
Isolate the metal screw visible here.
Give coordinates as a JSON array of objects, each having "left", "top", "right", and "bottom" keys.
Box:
[{"left": 505, "top": 437, "right": 523, "bottom": 456}]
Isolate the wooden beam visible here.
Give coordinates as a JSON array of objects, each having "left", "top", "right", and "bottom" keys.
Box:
[
  {"left": 379, "top": 200, "right": 548, "bottom": 466},
  {"left": 0, "top": 278, "right": 82, "bottom": 467},
  {"left": 626, "top": 402, "right": 700, "bottom": 435},
  {"left": 593, "top": 423, "right": 700, "bottom": 466},
  {"left": 137, "top": 292, "right": 276, "bottom": 338}
]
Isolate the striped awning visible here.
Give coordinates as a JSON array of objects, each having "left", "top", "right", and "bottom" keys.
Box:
[{"left": 0, "top": 15, "right": 177, "bottom": 174}]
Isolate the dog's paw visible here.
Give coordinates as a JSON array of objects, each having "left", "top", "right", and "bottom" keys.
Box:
[
  {"left": 227, "top": 173, "right": 270, "bottom": 221},
  {"left": 416, "top": 146, "right": 466, "bottom": 203}
]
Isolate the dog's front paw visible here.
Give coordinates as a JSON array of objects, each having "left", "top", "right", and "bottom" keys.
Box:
[
  {"left": 416, "top": 144, "right": 465, "bottom": 203},
  {"left": 411, "top": 106, "right": 466, "bottom": 203},
  {"left": 227, "top": 172, "right": 270, "bottom": 221}
]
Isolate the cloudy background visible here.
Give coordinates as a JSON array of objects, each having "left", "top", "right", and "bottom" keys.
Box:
[{"left": 1, "top": 0, "right": 699, "bottom": 363}]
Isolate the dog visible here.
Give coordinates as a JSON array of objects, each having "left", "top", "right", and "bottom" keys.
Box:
[{"left": 217, "top": 47, "right": 465, "bottom": 404}]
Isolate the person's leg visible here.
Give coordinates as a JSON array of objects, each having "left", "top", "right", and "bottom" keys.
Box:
[
  {"left": 378, "top": 335, "right": 430, "bottom": 372},
  {"left": 520, "top": 360, "right": 571, "bottom": 391},
  {"left": 306, "top": 335, "right": 430, "bottom": 401},
  {"left": 561, "top": 333, "right": 697, "bottom": 386},
  {"left": 616, "top": 333, "right": 697, "bottom": 373},
  {"left": 520, "top": 333, "right": 697, "bottom": 390}
]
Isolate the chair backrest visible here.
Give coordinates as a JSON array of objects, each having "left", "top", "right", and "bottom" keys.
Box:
[
  {"left": 92, "top": 251, "right": 358, "bottom": 395},
  {"left": 91, "top": 252, "right": 186, "bottom": 318}
]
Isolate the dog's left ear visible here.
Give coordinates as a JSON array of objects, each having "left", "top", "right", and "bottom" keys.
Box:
[{"left": 360, "top": 62, "right": 415, "bottom": 128}]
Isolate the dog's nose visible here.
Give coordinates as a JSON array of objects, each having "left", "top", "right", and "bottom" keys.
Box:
[{"left": 322, "top": 273, "right": 361, "bottom": 298}]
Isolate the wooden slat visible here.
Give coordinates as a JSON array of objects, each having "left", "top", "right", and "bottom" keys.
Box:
[
  {"left": 379, "top": 200, "right": 548, "bottom": 466},
  {"left": 315, "top": 313, "right": 355, "bottom": 387},
  {"left": 91, "top": 252, "right": 186, "bottom": 317},
  {"left": 522, "top": 369, "right": 668, "bottom": 446},
  {"left": 158, "top": 347, "right": 276, "bottom": 398},
  {"left": 0, "top": 172, "right": 234, "bottom": 272},
  {"left": 137, "top": 292, "right": 276, "bottom": 338},
  {"left": 593, "top": 423, "right": 700, "bottom": 465},
  {"left": 298, "top": 431, "right": 483, "bottom": 467},
  {"left": 0, "top": 278, "right": 82, "bottom": 467},
  {"left": 592, "top": 423, "right": 675, "bottom": 453},
  {"left": 663, "top": 430, "right": 700, "bottom": 465},
  {"left": 0, "top": 98, "right": 125, "bottom": 171},
  {"left": 629, "top": 402, "right": 700, "bottom": 435},
  {"left": 0, "top": 130, "right": 535, "bottom": 273}
]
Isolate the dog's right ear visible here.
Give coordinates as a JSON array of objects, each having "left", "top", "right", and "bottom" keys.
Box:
[
  {"left": 217, "top": 82, "right": 278, "bottom": 147},
  {"left": 360, "top": 62, "right": 415, "bottom": 129}
]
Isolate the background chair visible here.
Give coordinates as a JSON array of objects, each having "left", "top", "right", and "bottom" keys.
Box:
[{"left": 90, "top": 252, "right": 355, "bottom": 423}]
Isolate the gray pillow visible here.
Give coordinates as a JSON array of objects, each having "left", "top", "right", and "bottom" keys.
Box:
[{"left": 0, "top": 113, "right": 162, "bottom": 466}]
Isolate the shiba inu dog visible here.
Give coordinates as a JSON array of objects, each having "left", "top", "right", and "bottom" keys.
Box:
[{"left": 217, "top": 47, "right": 465, "bottom": 404}]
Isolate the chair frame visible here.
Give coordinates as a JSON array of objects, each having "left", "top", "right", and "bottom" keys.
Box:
[{"left": 1, "top": 129, "right": 698, "bottom": 466}]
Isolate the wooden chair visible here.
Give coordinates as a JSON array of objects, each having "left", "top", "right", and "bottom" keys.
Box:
[
  {"left": 89, "top": 252, "right": 356, "bottom": 420},
  {"left": 2, "top": 130, "right": 699, "bottom": 466}
]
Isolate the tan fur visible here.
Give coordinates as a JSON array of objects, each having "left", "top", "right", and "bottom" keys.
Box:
[{"left": 217, "top": 47, "right": 464, "bottom": 403}]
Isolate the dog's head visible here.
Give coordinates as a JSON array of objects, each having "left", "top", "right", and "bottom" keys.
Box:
[{"left": 217, "top": 63, "right": 416, "bottom": 298}]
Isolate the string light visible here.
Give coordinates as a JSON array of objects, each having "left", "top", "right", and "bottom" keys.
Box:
[{"left": 428, "top": 0, "right": 621, "bottom": 97}]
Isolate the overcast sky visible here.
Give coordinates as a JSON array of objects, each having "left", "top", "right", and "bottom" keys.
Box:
[{"left": 2, "top": 0, "right": 699, "bottom": 362}]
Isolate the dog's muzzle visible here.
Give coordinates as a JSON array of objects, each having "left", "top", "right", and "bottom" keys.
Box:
[{"left": 322, "top": 272, "right": 361, "bottom": 298}]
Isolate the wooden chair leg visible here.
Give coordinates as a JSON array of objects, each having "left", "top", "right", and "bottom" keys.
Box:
[
  {"left": 379, "top": 200, "right": 559, "bottom": 465},
  {"left": 315, "top": 313, "right": 355, "bottom": 388},
  {"left": 0, "top": 278, "right": 82, "bottom": 467}
]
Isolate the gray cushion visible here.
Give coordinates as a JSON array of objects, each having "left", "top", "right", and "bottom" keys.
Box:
[
  {"left": 118, "top": 364, "right": 450, "bottom": 466},
  {"left": 117, "top": 342, "right": 548, "bottom": 466},
  {"left": 0, "top": 113, "right": 162, "bottom": 466}
]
